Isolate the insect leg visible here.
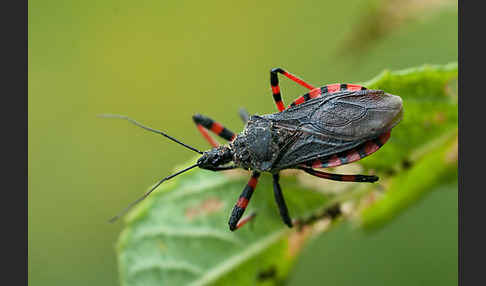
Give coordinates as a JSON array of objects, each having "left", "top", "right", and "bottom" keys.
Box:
[
  {"left": 228, "top": 171, "right": 260, "bottom": 231},
  {"left": 270, "top": 67, "right": 316, "bottom": 112},
  {"left": 234, "top": 212, "right": 257, "bottom": 230},
  {"left": 238, "top": 108, "right": 250, "bottom": 124},
  {"left": 298, "top": 166, "right": 379, "bottom": 182},
  {"left": 272, "top": 173, "right": 293, "bottom": 228},
  {"left": 192, "top": 113, "right": 236, "bottom": 147}
]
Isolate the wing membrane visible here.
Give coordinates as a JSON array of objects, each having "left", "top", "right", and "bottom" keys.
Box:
[{"left": 263, "top": 89, "right": 402, "bottom": 169}]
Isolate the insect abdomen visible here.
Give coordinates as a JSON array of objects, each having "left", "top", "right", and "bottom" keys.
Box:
[
  {"left": 289, "top": 83, "right": 366, "bottom": 108},
  {"left": 303, "top": 131, "right": 391, "bottom": 169}
]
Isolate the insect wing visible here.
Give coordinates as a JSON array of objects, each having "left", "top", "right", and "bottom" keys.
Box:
[{"left": 266, "top": 89, "right": 402, "bottom": 169}]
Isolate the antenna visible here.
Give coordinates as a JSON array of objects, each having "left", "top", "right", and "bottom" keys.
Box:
[
  {"left": 108, "top": 163, "right": 199, "bottom": 223},
  {"left": 98, "top": 114, "right": 203, "bottom": 154}
]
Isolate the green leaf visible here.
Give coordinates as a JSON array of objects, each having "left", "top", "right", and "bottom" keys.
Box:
[
  {"left": 117, "top": 166, "right": 329, "bottom": 286},
  {"left": 116, "top": 63, "right": 458, "bottom": 285},
  {"left": 359, "top": 131, "right": 458, "bottom": 229},
  {"left": 353, "top": 63, "right": 458, "bottom": 229}
]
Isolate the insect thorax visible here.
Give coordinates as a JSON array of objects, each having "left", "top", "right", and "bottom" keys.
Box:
[{"left": 231, "top": 115, "right": 289, "bottom": 173}]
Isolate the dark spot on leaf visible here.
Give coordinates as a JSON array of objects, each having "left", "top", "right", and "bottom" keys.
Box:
[
  {"left": 257, "top": 266, "right": 277, "bottom": 281},
  {"left": 401, "top": 159, "right": 413, "bottom": 170},
  {"left": 325, "top": 204, "right": 342, "bottom": 219}
]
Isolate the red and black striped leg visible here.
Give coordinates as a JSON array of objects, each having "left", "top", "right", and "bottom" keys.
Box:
[
  {"left": 298, "top": 166, "right": 378, "bottom": 183},
  {"left": 270, "top": 67, "right": 316, "bottom": 112},
  {"left": 228, "top": 171, "right": 260, "bottom": 231},
  {"left": 234, "top": 212, "right": 257, "bottom": 230},
  {"left": 192, "top": 113, "right": 236, "bottom": 148},
  {"left": 272, "top": 173, "right": 293, "bottom": 228}
]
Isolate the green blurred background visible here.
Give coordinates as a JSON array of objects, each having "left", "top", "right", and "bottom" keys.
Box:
[{"left": 28, "top": 0, "right": 457, "bottom": 285}]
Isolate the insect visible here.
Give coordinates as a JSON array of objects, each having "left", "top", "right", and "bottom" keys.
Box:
[{"left": 104, "top": 67, "right": 403, "bottom": 231}]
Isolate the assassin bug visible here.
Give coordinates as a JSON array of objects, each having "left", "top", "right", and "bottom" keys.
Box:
[{"left": 103, "top": 67, "right": 403, "bottom": 231}]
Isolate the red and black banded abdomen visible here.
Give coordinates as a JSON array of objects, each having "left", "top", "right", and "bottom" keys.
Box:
[
  {"left": 302, "top": 131, "right": 391, "bottom": 169},
  {"left": 289, "top": 83, "right": 366, "bottom": 108}
]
